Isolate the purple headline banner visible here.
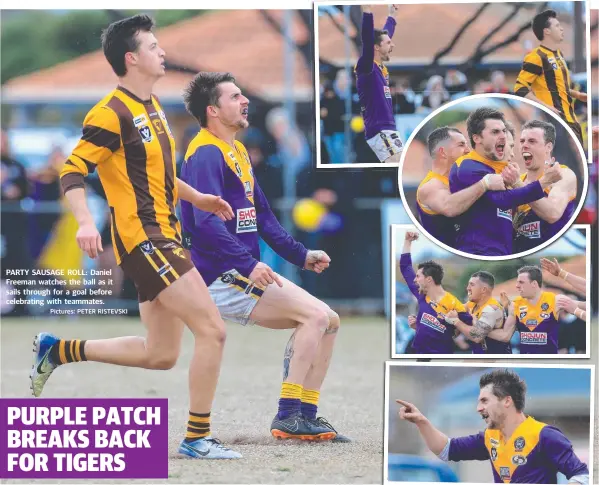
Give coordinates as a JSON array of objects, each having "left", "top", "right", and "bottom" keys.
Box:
[{"left": 0, "top": 398, "right": 168, "bottom": 479}]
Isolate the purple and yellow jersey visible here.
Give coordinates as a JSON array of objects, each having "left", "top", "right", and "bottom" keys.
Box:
[
  {"left": 514, "top": 291, "right": 559, "bottom": 354},
  {"left": 448, "top": 416, "right": 588, "bottom": 483},
  {"left": 465, "top": 297, "right": 512, "bottom": 354},
  {"left": 449, "top": 151, "right": 546, "bottom": 255},
  {"left": 180, "top": 130, "right": 308, "bottom": 286},
  {"left": 399, "top": 253, "right": 472, "bottom": 353},
  {"left": 513, "top": 168, "right": 576, "bottom": 253},
  {"left": 355, "top": 13, "right": 397, "bottom": 139},
  {"left": 416, "top": 171, "right": 457, "bottom": 247}
]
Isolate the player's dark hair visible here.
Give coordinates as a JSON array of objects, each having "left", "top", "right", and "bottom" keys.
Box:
[
  {"left": 532, "top": 9, "right": 558, "bottom": 41},
  {"left": 183, "top": 72, "right": 237, "bottom": 127},
  {"left": 427, "top": 126, "right": 463, "bottom": 157},
  {"left": 522, "top": 119, "right": 556, "bottom": 147},
  {"left": 471, "top": 271, "right": 495, "bottom": 289},
  {"left": 101, "top": 14, "right": 155, "bottom": 77},
  {"left": 374, "top": 29, "right": 389, "bottom": 46},
  {"left": 417, "top": 260, "right": 444, "bottom": 285},
  {"left": 466, "top": 107, "right": 506, "bottom": 148},
  {"left": 480, "top": 369, "right": 527, "bottom": 411},
  {"left": 504, "top": 121, "right": 516, "bottom": 140},
  {"left": 517, "top": 265, "right": 543, "bottom": 287}
]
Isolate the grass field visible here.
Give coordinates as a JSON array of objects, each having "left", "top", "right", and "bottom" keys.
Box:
[{"left": 1, "top": 316, "right": 389, "bottom": 484}]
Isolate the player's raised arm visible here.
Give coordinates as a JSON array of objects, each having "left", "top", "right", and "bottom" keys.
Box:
[
  {"left": 253, "top": 179, "right": 309, "bottom": 269},
  {"left": 383, "top": 4, "right": 398, "bottom": 37},
  {"left": 177, "top": 178, "right": 233, "bottom": 222},
  {"left": 419, "top": 174, "right": 505, "bottom": 218},
  {"left": 541, "top": 258, "right": 587, "bottom": 295},
  {"left": 60, "top": 106, "right": 122, "bottom": 259},
  {"left": 399, "top": 232, "right": 421, "bottom": 297},
  {"left": 356, "top": 6, "right": 375, "bottom": 73}
]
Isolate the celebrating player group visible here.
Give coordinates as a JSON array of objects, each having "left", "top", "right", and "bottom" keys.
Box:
[
  {"left": 416, "top": 107, "right": 577, "bottom": 256},
  {"left": 399, "top": 231, "right": 587, "bottom": 355}
]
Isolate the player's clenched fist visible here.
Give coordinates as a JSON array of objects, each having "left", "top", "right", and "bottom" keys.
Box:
[
  {"left": 540, "top": 161, "right": 562, "bottom": 187},
  {"left": 407, "top": 315, "right": 417, "bottom": 329},
  {"left": 396, "top": 399, "right": 426, "bottom": 424},
  {"left": 249, "top": 262, "right": 283, "bottom": 288},
  {"left": 76, "top": 223, "right": 103, "bottom": 259},
  {"left": 304, "top": 250, "right": 330, "bottom": 273},
  {"left": 405, "top": 231, "right": 419, "bottom": 242}
]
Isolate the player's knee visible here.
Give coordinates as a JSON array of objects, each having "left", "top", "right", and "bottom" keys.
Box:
[
  {"left": 326, "top": 310, "right": 340, "bottom": 333},
  {"left": 308, "top": 309, "right": 330, "bottom": 333},
  {"left": 196, "top": 316, "right": 227, "bottom": 347}
]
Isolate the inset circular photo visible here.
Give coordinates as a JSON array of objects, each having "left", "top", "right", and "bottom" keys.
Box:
[{"left": 398, "top": 94, "right": 588, "bottom": 260}]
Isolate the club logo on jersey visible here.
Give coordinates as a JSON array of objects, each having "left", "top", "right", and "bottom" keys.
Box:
[
  {"left": 139, "top": 240, "right": 155, "bottom": 255},
  {"left": 172, "top": 247, "right": 186, "bottom": 259},
  {"left": 497, "top": 208, "right": 512, "bottom": 221},
  {"left": 514, "top": 437, "right": 525, "bottom": 451},
  {"left": 133, "top": 114, "right": 148, "bottom": 127},
  {"left": 420, "top": 313, "right": 447, "bottom": 333},
  {"left": 548, "top": 57, "right": 558, "bottom": 70},
  {"left": 490, "top": 447, "right": 498, "bottom": 461},
  {"left": 520, "top": 332, "right": 547, "bottom": 345},
  {"left": 236, "top": 207, "right": 257, "bottom": 233},
  {"left": 244, "top": 181, "right": 253, "bottom": 198},
  {"left": 518, "top": 221, "right": 541, "bottom": 239},
  {"left": 519, "top": 311, "right": 527, "bottom": 320},
  {"left": 383, "top": 86, "right": 392, "bottom": 99},
  {"left": 541, "top": 303, "right": 549, "bottom": 311},
  {"left": 499, "top": 467, "right": 511, "bottom": 480},
  {"left": 138, "top": 125, "right": 153, "bottom": 143},
  {"left": 540, "top": 312, "right": 550, "bottom": 320},
  {"left": 512, "top": 454, "right": 527, "bottom": 465}
]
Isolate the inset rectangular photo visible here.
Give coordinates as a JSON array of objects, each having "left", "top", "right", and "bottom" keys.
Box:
[
  {"left": 390, "top": 224, "right": 591, "bottom": 358},
  {"left": 384, "top": 362, "right": 594, "bottom": 484},
  {"left": 314, "top": 2, "right": 591, "bottom": 167}
]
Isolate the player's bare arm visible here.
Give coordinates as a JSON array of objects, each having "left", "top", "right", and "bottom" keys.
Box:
[
  {"left": 556, "top": 295, "right": 586, "bottom": 322},
  {"left": 569, "top": 89, "right": 587, "bottom": 103},
  {"left": 419, "top": 174, "right": 505, "bottom": 218},
  {"left": 402, "top": 231, "right": 419, "bottom": 253},
  {"left": 176, "top": 178, "right": 234, "bottom": 221},
  {"left": 487, "top": 292, "right": 517, "bottom": 342},
  {"left": 396, "top": 399, "right": 449, "bottom": 456},
  {"left": 64, "top": 187, "right": 103, "bottom": 259},
  {"left": 524, "top": 92, "right": 561, "bottom": 115},
  {"left": 448, "top": 308, "right": 500, "bottom": 344},
  {"left": 527, "top": 166, "right": 576, "bottom": 223},
  {"left": 540, "top": 257, "right": 586, "bottom": 295}
]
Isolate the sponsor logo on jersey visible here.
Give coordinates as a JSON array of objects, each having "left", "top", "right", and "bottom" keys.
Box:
[
  {"left": 497, "top": 208, "right": 513, "bottom": 221},
  {"left": 525, "top": 319, "right": 538, "bottom": 328},
  {"left": 383, "top": 86, "right": 392, "bottom": 98},
  {"left": 139, "top": 240, "right": 155, "bottom": 254},
  {"left": 133, "top": 114, "right": 148, "bottom": 127},
  {"left": 499, "top": 467, "right": 511, "bottom": 479},
  {"left": 520, "top": 332, "right": 548, "bottom": 345},
  {"left": 490, "top": 438, "right": 500, "bottom": 446},
  {"left": 244, "top": 181, "right": 253, "bottom": 198},
  {"left": 234, "top": 162, "right": 243, "bottom": 178},
  {"left": 236, "top": 207, "right": 257, "bottom": 233},
  {"left": 419, "top": 313, "right": 447, "bottom": 333},
  {"left": 490, "top": 447, "right": 498, "bottom": 461},
  {"left": 518, "top": 221, "right": 541, "bottom": 239}
]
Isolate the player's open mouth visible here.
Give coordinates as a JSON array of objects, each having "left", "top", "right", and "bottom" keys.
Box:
[
  {"left": 481, "top": 412, "right": 489, "bottom": 421},
  {"left": 495, "top": 144, "right": 504, "bottom": 156},
  {"left": 523, "top": 152, "right": 533, "bottom": 163},
  {"left": 241, "top": 107, "right": 248, "bottom": 117}
]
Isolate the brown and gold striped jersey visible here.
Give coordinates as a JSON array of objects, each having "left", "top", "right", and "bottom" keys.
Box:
[
  {"left": 514, "top": 45, "right": 578, "bottom": 125},
  {"left": 60, "top": 86, "right": 180, "bottom": 264}
]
